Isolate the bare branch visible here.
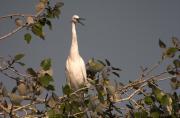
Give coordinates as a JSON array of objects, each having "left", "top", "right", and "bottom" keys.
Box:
[
  {"left": 0, "top": 103, "right": 10, "bottom": 114},
  {"left": 68, "top": 108, "right": 88, "bottom": 118},
  {"left": 144, "top": 60, "right": 162, "bottom": 77},
  {"left": 118, "top": 71, "right": 170, "bottom": 93},
  {"left": 8, "top": 67, "right": 35, "bottom": 79},
  {"left": 0, "top": 5, "right": 45, "bottom": 41},
  {"left": 0, "top": 13, "right": 35, "bottom": 20},
  {"left": 116, "top": 83, "right": 147, "bottom": 103},
  {"left": 13, "top": 101, "right": 40, "bottom": 112},
  {"left": 0, "top": 103, "right": 19, "bottom": 117},
  {"left": 0, "top": 24, "right": 26, "bottom": 41},
  {"left": 0, "top": 69, "right": 20, "bottom": 81},
  {"left": 59, "top": 86, "right": 89, "bottom": 100}
]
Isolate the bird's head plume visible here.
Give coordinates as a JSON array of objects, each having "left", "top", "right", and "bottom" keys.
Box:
[{"left": 72, "top": 15, "right": 85, "bottom": 25}]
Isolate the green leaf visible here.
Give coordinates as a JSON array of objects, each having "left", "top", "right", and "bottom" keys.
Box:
[
  {"left": 53, "top": 8, "right": 61, "bottom": 18},
  {"left": 111, "top": 67, "right": 122, "bottom": 71},
  {"left": 172, "top": 92, "right": 178, "bottom": 101},
  {"left": 97, "top": 60, "right": 106, "bottom": 66},
  {"left": 16, "top": 62, "right": 25, "bottom": 66},
  {"left": 39, "top": 74, "right": 53, "bottom": 87},
  {"left": 26, "top": 68, "right": 37, "bottom": 77},
  {"left": 39, "top": 18, "right": 46, "bottom": 26},
  {"left": 46, "top": 84, "right": 55, "bottom": 91},
  {"left": 24, "top": 33, "right": 32, "bottom": 44},
  {"left": 46, "top": 8, "right": 54, "bottom": 18},
  {"left": 170, "top": 77, "right": 180, "bottom": 90},
  {"left": 144, "top": 96, "right": 153, "bottom": 105},
  {"left": 165, "top": 47, "right": 178, "bottom": 58},
  {"left": 167, "top": 65, "right": 175, "bottom": 75},
  {"left": 106, "top": 85, "right": 116, "bottom": 95},
  {"left": 2, "top": 86, "right": 8, "bottom": 97},
  {"left": 87, "top": 58, "right": 105, "bottom": 73},
  {"left": 40, "top": 58, "right": 51, "bottom": 71},
  {"left": 173, "top": 59, "right": 180, "bottom": 68},
  {"left": 62, "top": 84, "right": 72, "bottom": 95},
  {"left": 47, "top": 109, "right": 62, "bottom": 118},
  {"left": 14, "top": 54, "right": 25, "bottom": 61},
  {"left": 105, "top": 59, "right": 111, "bottom": 66},
  {"left": 55, "top": 2, "right": 64, "bottom": 8},
  {"left": 151, "top": 112, "right": 160, "bottom": 118},
  {"left": 172, "top": 37, "right": 180, "bottom": 48},
  {"left": 160, "top": 95, "right": 172, "bottom": 105},
  {"left": 32, "top": 23, "right": 45, "bottom": 39},
  {"left": 84, "top": 99, "right": 90, "bottom": 106},
  {"left": 126, "top": 104, "right": 133, "bottom": 109},
  {"left": 46, "top": 19, "right": 52, "bottom": 30},
  {"left": 159, "top": 39, "right": 166, "bottom": 48},
  {"left": 134, "top": 111, "right": 148, "bottom": 118},
  {"left": 112, "top": 72, "right": 120, "bottom": 77},
  {"left": 134, "top": 112, "right": 141, "bottom": 118},
  {"left": 154, "top": 88, "right": 165, "bottom": 102},
  {"left": 98, "top": 92, "right": 105, "bottom": 104}
]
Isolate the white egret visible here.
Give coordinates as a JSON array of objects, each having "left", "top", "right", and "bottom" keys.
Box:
[{"left": 65, "top": 15, "right": 87, "bottom": 91}]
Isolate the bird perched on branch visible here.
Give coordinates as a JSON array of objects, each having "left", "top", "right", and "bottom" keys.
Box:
[{"left": 65, "top": 15, "right": 87, "bottom": 91}]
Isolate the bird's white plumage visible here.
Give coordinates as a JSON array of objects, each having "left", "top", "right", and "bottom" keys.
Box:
[{"left": 65, "top": 15, "right": 87, "bottom": 90}]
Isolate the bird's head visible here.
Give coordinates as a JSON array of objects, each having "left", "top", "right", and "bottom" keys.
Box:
[{"left": 72, "top": 15, "right": 85, "bottom": 25}]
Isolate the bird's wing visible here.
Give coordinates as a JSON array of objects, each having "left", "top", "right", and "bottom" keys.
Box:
[
  {"left": 79, "top": 57, "right": 87, "bottom": 82},
  {"left": 65, "top": 60, "right": 71, "bottom": 86}
]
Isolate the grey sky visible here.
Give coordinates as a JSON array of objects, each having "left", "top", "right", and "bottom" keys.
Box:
[{"left": 0, "top": 0, "right": 180, "bottom": 95}]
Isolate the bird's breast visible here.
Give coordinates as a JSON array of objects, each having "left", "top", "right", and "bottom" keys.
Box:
[{"left": 66, "top": 57, "right": 85, "bottom": 89}]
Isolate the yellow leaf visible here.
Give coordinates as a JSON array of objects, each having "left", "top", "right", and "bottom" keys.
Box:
[
  {"left": 15, "top": 18, "right": 23, "bottom": 27},
  {"left": 26, "top": 16, "right": 34, "bottom": 25},
  {"left": 40, "top": 0, "right": 48, "bottom": 4},
  {"left": 35, "top": 2, "right": 45, "bottom": 13},
  {"left": 38, "top": 68, "right": 53, "bottom": 77}
]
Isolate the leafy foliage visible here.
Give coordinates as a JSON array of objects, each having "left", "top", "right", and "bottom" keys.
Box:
[
  {"left": 159, "top": 39, "right": 166, "bottom": 48},
  {"left": 24, "top": 33, "right": 32, "bottom": 44},
  {"left": 18, "top": 0, "right": 63, "bottom": 43},
  {"left": 14, "top": 53, "right": 25, "bottom": 61},
  {"left": 0, "top": 1, "right": 179, "bottom": 117}
]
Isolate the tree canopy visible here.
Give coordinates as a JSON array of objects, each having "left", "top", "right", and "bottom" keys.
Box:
[{"left": 0, "top": 1, "right": 179, "bottom": 118}]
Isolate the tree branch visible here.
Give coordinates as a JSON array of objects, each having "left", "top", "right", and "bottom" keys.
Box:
[
  {"left": 0, "top": 13, "right": 35, "bottom": 20},
  {"left": 0, "top": 103, "right": 19, "bottom": 117},
  {"left": 115, "top": 83, "right": 147, "bottom": 103},
  {"left": 0, "top": 5, "right": 45, "bottom": 41},
  {"left": 0, "top": 24, "right": 26, "bottom": 41}
]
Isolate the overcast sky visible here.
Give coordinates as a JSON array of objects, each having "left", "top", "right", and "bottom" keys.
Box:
[{"left": 0, "top": 0, "right": 180, "bottom": 95}]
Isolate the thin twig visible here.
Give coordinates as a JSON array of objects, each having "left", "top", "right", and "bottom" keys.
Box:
[
  {"left": 14, "top": 101, "right": 38, "bottom": 112},
  {"left": 8, "top": 67, "right": 35, "bottom": 79},
  {"left": 68, "top": 108, "right": 88, "bottom": 118},
  {"left": 115, "top": 83, "right": 147, "bottom": 103},
  {"left": 144, "top": 60, "right": 162, "bottom": 77},
  {"left": 0, "top": 13, "right": 35, "bottom": 20},
  {"left": 59, "top": 86, "right": 89, "bottom": 100},
  {"left": 0, "top": 69, "right": 19, "bottom": 81},
  {"left": 116, "top": 74, "right": 176, "bottom": 103},
  {"left": 0, "top": 103, "right": 19, "bottom": 117},
  {"left": 0, "top": 24, "right": 26, "bottom": 40},
  {"left": 123, "top": 90, "right": 146, "bottom": 110},
  {"left": 0, "top": 103, "right": 10, "bottom": 114},
  {"left": 0, "top": 6, "right": 45, "bottom": 41},
  {"left": 118, "top": 71, "right": 169, "bottom": 93}
]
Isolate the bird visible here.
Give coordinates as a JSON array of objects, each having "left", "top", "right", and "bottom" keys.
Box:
[{"left": 65, "top": 15, "right": 87, "bottom": 91}]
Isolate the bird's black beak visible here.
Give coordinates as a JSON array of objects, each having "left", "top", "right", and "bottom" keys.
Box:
[{"left": 77, "top": 18, "right": 85, "bottom": 26}]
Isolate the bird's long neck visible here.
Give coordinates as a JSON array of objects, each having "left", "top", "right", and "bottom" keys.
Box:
[{"left": 70, "top": 22, "right": 79, "bottom": 59}]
